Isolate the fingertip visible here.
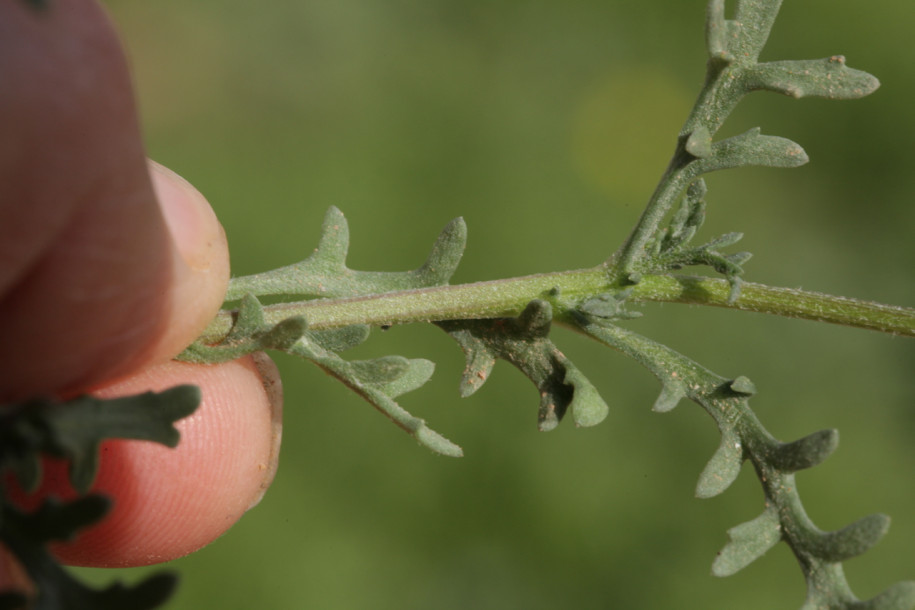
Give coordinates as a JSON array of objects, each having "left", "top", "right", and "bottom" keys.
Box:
[{"left": 146, "top": 161, "right": 230, "bottom": 364}]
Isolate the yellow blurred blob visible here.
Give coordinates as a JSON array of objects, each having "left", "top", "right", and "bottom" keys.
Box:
[{"left": 571, "top": 67, "right": 692, "bottom": 205}]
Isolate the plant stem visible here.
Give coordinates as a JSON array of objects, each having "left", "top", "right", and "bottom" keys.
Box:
[
  {"left": 195, "top": 269, "right": 915, "bottom": 344},
  {"left": 633, "top": 275, "right": 915, "bottom": 336}
]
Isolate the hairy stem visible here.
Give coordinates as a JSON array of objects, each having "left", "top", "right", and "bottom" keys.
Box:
[{"left": 195, "top": 270, "right": 915, "bottom": 344}]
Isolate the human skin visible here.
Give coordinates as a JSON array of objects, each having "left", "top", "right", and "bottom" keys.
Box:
[{"left": 0, "top": 0, "right": 282, "bottom": 587}]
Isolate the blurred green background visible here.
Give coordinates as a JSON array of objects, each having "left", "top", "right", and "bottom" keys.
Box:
[{"left": 81, "top": 1, "right": 913, "bottom": 607}]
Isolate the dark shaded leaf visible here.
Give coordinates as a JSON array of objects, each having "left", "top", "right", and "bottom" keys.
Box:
[
  {"left": 2, "top": 387, "right": 199, "bottom": 494},
  {"left": 438, "top": 300, "right": 608, "bottom": 432}
]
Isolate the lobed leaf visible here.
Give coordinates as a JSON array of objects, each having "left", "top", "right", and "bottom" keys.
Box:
[
  {"left": 225, "top": 206, "right": 467, "bottom": 301},
  {"left": 578, "top": 291, "right": 643, "bottom": 321},
  {"left": 651, "top": 379, "right": 688, "bottom": 413},
  {"left": 438, "top": 300, "right": 608, "bottom": 432},
  {"left": 768, "top": 429, "right": 839, "bottom": 473},
  {"left": 731, "top": 0, "right": 783, "bottom": 63},
  {"left": 662, "top": 179, "right": 707, "bottom": 252},
  {"left": 564, "top": 364, "right": 610, "bottom": 428},
  {"left": 711, "top": 507, "right": 782, "bottom": 577},
  {"left": 705, "top": 0, "right": 736, "bottom": 64},
  {"left": 377, "top": 359, "right": 436, "bottom": 399},
  {"left": 307, "top": 324, "right": 371, "bottom": 353},
  {"left": 2, "top": 387, "right": 200, "bottom": 494},
  {"left": 696, "top": 428, "right": 744, "bottom": 499},
  {"left": 745, "top": 57, "right": 880, "bottom": 100},
  {"left": 286, "top": 334, "right": 461, "bottom": 457},
  {"left": 696, "top": 127, "right": 809, "bottom": 174},
  {"left": 728, "top": 375, "right": 757, "bottom": 396},
  {"left": 350, "top": 356, "right": 411, "bottom": 386},
  {"left": 810, "top": 514, "right": 890, "bottom": 563}
]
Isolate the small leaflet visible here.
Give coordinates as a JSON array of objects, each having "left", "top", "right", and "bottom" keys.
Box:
[
  {"left": 728, "top": 375, "right": 757, "bottom": 396},
  {"left": 652, "top": 379, "right": 687, "bottom": 413},
  {"left": 852, "top": 581, "right": 915, "bottom": 610},
  {"left": 768, "top": 429, "right": 839, "bottom": 473},
  {"left": 696, "top": 428, "right": 744, "bottom": 499},
  {"left": 699, "top": 127, "right": 809, "bottom": 173},
  {"left": 711, "top": 506, "right": 782, "bottom": 577},
  {"left": 745, "top": 57, "right": 880, "bottom": 100},
  {"left": 812, "top": 513, "right": 890, "bottom": 563},
  {"left": 286, "top": 334, "right": 461, "bottom": 457}
]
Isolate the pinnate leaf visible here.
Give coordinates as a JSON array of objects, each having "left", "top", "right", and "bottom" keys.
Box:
[
  {"left": 1, "top": 387, "right": 199, "bottom": 494},
  {"left": 225, "top": 206, "right": 467, "bottom": 301},
  {"left": 286, "top": 334, "right": 461, "bottom": 457}
]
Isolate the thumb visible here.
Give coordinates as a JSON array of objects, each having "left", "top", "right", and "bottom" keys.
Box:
[{"left": 0, "top": 0, "right": 229, "bottom": 400}]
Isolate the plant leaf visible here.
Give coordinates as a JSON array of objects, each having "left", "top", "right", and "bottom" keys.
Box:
[
  {"left": 705, "top": 0, "right": 736, "bottom": 64},
  {"left": 768, "top": 429, "right": 839, "bottom": 473},
  {"left": 3, "top": 387, "right": 200, "bottom": 494},
  {"left": 225, "top": 206, "right": 467, "bottom": 301},
  {"left": 438, "top": 300, "right": 608, "bottom": 432},
  {"left": 377, "top": 359, "right": 436, "bottom": 399},
  {"left": 850, "top": 581, "right": 915, "bottom": 610},
  {"left": 686, "top": 125, "right": 713, "bottom": 158},
  {"left": 696, "top": 127, "right": 809, "bottom": 174},
  {"left": 711, "top": 507, "right": 782, "bottom": 577},
  {"left": 728, "top": 375, "right": 757, "bottom": 396},
  {"left": 745, "top": 57, "right": 880, "bottom": 100},
  {"left": 286, "top": 335, "right": 461, "bottom": 457},
  {"left": 696, "top": 428, "right": 744, "bottom": 499},
  {"left": 811, "top": 514, "right": 890, "bottom": 563},
  {"left": 652, "top": 378, "right": 687, "bottom": 413}
]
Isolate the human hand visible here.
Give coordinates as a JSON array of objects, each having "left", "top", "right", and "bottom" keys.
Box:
[{"left": 0, "top": 0, "right": 282, "bottom": 585}]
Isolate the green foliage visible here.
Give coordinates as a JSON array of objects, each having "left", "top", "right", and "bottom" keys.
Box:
[
  {"left": 438, "top": 299, "right": 609, "bottom": 431},
  {"left": 0, "top": 389, "right": 199, "bottom": 609},
  {"left": 5, "top": 0, "right": 914, "bottom": 609},
  {"left": 222, "top": 205, "right": 467, "bottom": 302}
]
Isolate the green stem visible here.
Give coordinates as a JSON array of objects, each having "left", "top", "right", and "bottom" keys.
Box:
[
  {"left": 634, "top": 275, "right": 915, "bottom": 336},
  {"left": 196, "top": 270, "right": 915, "bottom": 344}
]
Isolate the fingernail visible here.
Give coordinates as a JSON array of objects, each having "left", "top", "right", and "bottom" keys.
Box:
[
  {"left": 149, "top": 160, "right": 226, "bottom": 272},
  {"left": 247, "top": 352, "right": 284, "bottom": 511}
]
